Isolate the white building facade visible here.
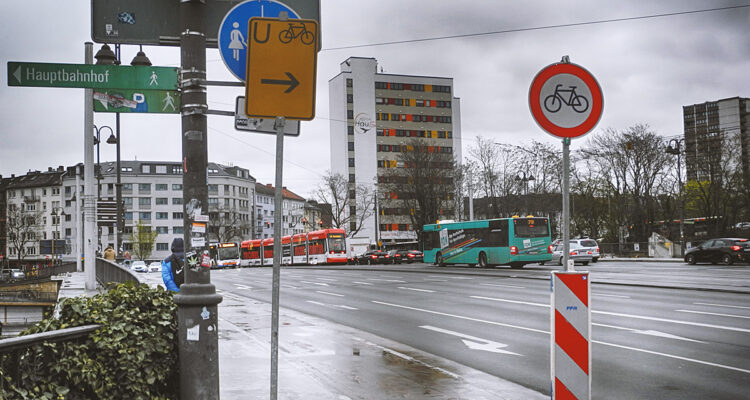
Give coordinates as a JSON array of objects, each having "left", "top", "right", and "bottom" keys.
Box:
[{"left": 329, "top": 57, "right": 462, "bottom": 246}]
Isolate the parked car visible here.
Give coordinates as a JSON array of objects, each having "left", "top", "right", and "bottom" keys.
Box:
[
  {"left": 551, "top": 243, "right": 593, "bottom": 266},
  {"left": 0, "top": 269, "right": 11, "bottom": 282},
  {"left": 684, "top": 238, "right": 750, "bottom": 265},
  {"left": 355, "top": 250, "right": 390, "bottom": 265},
  {"left": 148, "top": 262, "right": 162, "bottom": 272},
  {"left": 131, "top": 260, "right": 148, "bottom": 273},
  {"left": 10, "top": 269, "right": 26, "bottom": 281},
  {"left": 569, "top": 238, "right": 600, "bottom": 262},
  {"left": 401, "top": 250, "right": 423, "bottom": 263}
]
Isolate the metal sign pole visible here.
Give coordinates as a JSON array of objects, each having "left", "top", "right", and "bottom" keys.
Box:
[
  {"left": 270, "top": 116, "right": 286, "bottom": 400},
  {"left": 562, "top": 138, "right": 572, "bottom": 272}
]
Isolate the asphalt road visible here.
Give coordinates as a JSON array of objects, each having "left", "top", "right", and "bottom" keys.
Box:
[{"left": 204, "top": 261, "right": 750, "bottom": 399}]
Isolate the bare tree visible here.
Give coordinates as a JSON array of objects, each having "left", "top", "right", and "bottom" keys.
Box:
[
  {"left": 379, "top": 138, "right": 455, "bottom": 244},
  {"left": 209, "top": 207, "right": 251, "bottom": 243},
  {"left": 6, "top": 203, "right": 42, "bottom": 263},
  {"left": 128, "top": 220, "right": 158, "bottom": 261},
  {"left": 313, "top": 171, "right": 375, "bottom": 238}
]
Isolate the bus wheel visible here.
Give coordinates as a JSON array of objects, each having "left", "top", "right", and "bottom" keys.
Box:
[
  {"left": 478, "top": 252, "right": 488, "bottom": 268},
  {"left": 436, "top": 253, "right": 445, "bottom": 267}
]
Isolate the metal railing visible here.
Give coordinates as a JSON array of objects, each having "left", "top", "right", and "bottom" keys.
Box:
[
  {"left": 0, "top": 324, "right": 100, "bottom": 389},
  {"left": 96, "top": 258, "right": 141, "bottom": 287}
]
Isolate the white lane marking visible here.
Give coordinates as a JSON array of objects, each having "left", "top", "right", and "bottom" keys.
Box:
[
  {"left": 306, "top": 300, "right": 358, "bottom": 310},
  {"left": 281, "top": 284, "right": 298, "bottom": 289},
  {"left": 480, "top": 283, "right": 526, "bottom": 289},
  {"left": 595, "top": 323, "right": 705, "bottom": 343},
  {"left": 420, "top": 325, "right": 522, "bottom": 356},
  {"left": 676, "top": 309, "right": 750, "bottom": 320},
  {"left": 353, "top": 281, "right": 373, "bottom": 285},
  {"left": 472, "top": 296, "right": 750, "bottom": 333},
  {"left": 317, "top": 278, "right": 338, "bottom": 282},
  {"left": 593, "top": 340, "right": 750, "bottom": 374},
  {"left": 694, "top": 302, "right": 750, "bottom": 310},
  {"left": 233, "top": 284, "right": 253, "bottom": 290},
  {"left": 372, "top": 301, "right": 548, "bottom": 334},
  {"left": 366, "top": 278, "right": 406, "bottom": 283},
  {"left": 471, "top": 296, "right": 546, "bottom": 307},
  {"left": 423, "top": 279, "right": 448, "bottom": 282},
  {"left": 398, "top": 287, "right": 436, "bottom": 293},
  {"left": 300, "top": 280, "right": 329, "bottom": 287},
  {"left": 592, "top": 293, "right": 630, "bottom": 298},
  {"left": 374, "top": 301, "right": 750, "bottom": 374},
  {"left": 316, "top": 291, "right": 344, "bottom": 297}
]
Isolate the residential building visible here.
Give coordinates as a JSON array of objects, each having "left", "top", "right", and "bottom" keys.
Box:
[
  {"left": 329, "top": 57, "right": 462, "bottom": 247},
  {"left": 2, "top": 167, "right": 67, "bottom": 263},
  {"left": 683, "top": 97, "right": 750, "bottom": 182},
  {"left": 254, "top": 183, "right": 306, "bottom": 239},
  {"left": 61, "top": 161, "right": 256, "bottom": 261}
]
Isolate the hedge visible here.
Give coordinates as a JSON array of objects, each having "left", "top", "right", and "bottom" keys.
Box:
[{"left": 0, "top": 282, "right": 179, "bottom": 399}]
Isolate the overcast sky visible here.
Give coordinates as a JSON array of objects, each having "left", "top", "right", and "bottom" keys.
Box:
[{"left": 2, "top": 1, "right": 749, "bottom": 197}]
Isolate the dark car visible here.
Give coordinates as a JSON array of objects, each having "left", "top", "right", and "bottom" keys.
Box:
[
  {"left": 400, "top": 250, "right": 423, "bottom": 263},
  {"left": 685, "top": 238, "right": 750, "bottom": 265},
  {"left": 356, "top": 250, "right": 390, "bottom": 265}
]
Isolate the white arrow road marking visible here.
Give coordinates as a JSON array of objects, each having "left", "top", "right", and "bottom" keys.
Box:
[
  {"left": 420, "top": 325, "right": 522, "bottom": 356},
  {"left": 398, "top": 287, "right": 435, "bottom": 293},
  {"left": 232, "top": 284, "right": 252, "bottom": 290},
  {"left": 13, "top": 66, "right": 21, "bottom": 83},
  {"left": 676, "top": 309, "right": 750, "bottom": 320},
  {"left": 694, "top": 302, "right": 750, "bottom": 310}
]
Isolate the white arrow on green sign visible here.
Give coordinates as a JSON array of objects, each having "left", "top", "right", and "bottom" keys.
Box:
[
  {"left": 7, "top": 61, "right": 179, "bottom": 90},
  {"left": 93, "top": 89, "right": 180, "bottom": 114}
]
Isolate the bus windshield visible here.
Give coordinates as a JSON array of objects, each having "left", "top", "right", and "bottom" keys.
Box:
[
  {"left": 218, "top": 246, "right": 239, "bottom": 260},
  {"left": 514, "top": 218, "right": 549, "bottom": 238}
]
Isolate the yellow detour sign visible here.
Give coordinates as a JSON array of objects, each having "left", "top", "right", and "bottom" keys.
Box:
[{"left": 245, "top": 17, "right": 318, "bottom": 120}]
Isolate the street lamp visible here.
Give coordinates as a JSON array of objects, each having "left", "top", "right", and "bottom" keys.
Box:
[
  {"left": 515, "top": 171, "right": 535, "bottom": 195},
  {"left": 666, "top": 138, "right": 685, "bottom": 256},
  {"left": 93, "top": 125, "right": 114, "bottom": 201}
]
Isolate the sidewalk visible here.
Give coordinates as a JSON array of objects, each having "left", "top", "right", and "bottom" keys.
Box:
[{"left": 54, "top": 271, "right": 545, "bottom": 399}]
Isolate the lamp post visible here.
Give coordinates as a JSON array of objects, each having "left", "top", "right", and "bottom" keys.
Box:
[
  {"left": 92, "top": 125, "right": 114, "bottom": 253},
  {"left": 515, "top": 171, "right": 535, "bottom": 195},
  {"left": 666, "top": 138, "right": 685, "bottom": 256}
]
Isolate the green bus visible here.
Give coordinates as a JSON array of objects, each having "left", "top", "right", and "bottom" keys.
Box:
[{"left": 422, "top": 217, "right": 553, "bottom": 268}]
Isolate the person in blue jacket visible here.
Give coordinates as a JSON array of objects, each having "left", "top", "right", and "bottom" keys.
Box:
[{"left": 162, "top": 238, "right": 185, "bottom": 292}]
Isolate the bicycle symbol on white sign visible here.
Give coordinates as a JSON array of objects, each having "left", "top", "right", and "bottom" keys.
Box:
[{"left": 544, "top": 84, "right": 589, "bottom": 113}]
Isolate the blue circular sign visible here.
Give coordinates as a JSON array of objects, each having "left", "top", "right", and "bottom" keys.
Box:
[{"left": 218, "top": 0, "right": 300, "bottom": 82}]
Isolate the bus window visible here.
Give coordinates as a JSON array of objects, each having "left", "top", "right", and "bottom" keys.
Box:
[{"left": 514, "top": 218, "right": 549, "bottom": 237}]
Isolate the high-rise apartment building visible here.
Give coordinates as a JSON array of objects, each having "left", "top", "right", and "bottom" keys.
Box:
[
  {"left": 683, "top": 97, "right": 750, "bottom": 182},
  {"left": 329, "top": 57, "right": 461, "bottom": 247}
]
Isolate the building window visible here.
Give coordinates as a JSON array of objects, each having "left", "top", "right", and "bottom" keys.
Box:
[
  {"left": 348, "top": 142, "right": 354, "bottom": 151},
  {"left": 156, "top": 212, "right": 169, "bottom": 220},
  {"left": 125, "top": 212, "right": 133, "bottom": 220},
  {"left": 347, "top": 94, "right": 353, "bottom": 103},
  {"left": 411, "top": 84, "right": 425, "bottom": 92},
  {"left": 155, "top": 165, "right": 167, "bottom": 174},
  {"left": 172, "top": 166, "right": 183, "bottom": 174},
  {"left": 346, "top": 78, "right": 353, "bottom": 87},
  {"left": 141, "top": 165, "right": 151, "bottom": 174},
  {"left": 138, "top": 183, "right": 151, "bottom": 193},
  {"left": 173, "top": 226, "right": 184, "bottom": 234},
  {"left": 140, "top": 212, "right": 151, "bottom": 220},
  {"left": 348, "top": 158, "right": 355, "bottom": 167},
  {"left": 155, "top": 183, "right": 168, "bottom": 191},
  {"left": 173, "top": 212, "right": 184, "bottom": 219},
  {"left": 347, "top": 110, "right": 354, "bottom": 119},
  {"left": 123, "top": 197, "right": 133, "bottom": 206},
  {"left": 139, "top": 197, "right": 151, "bottom": 206},
  {"left": 122, "top": 183, "right": 133, "bottom": 192},
  {"left": 172, "top": 184, "right": 183, "bottom": 191},
  {"left": 208, "top": 184, "right": 218, "bottom": 193},
  {"left": 390, "top": 82, "right": 404, "bottom": 90},
  {"left": 375, "top": 81, "right": 387, "bottom": 89},
  {"left": 348, "top": 126, "right": 354, "bottom": 135},
  {"left": 172, "top": 197, "right": 183, "bottom": 205},
  {"left": 156, "top": 198, "right": 168, "bottom": 205},
  {"left": 208, "top": 198, "right": 219, "bottom": 206},
  {"left": 156, "top": 243, "right": 169, "bottom": 251},
  {"left": 156, "top": 227, "right": 169, "bottom": 234}
]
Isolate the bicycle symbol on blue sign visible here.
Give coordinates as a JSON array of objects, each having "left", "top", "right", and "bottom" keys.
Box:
[{"left": 543, "top": 84, "right": 589, "bottom": 113}]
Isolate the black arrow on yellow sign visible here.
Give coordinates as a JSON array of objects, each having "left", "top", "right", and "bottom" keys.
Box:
[{"left": 260, "top": 72, "right": 299, "bottom": 93}]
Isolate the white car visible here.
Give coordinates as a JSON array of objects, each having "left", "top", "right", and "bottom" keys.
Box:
[
  {"left": 148, "top": 262, "right": 162, "bottom": 272},
  {"left": 131, "top": 260, "right": 148, "bottom": 273},
  {"left": 552, "top": 243, "right": 593, "bottom": 266}
]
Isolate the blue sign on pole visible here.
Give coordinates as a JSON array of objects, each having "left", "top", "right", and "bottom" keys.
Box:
[{"left": 218, "top": 0, "right": 301, "bottom": 82}]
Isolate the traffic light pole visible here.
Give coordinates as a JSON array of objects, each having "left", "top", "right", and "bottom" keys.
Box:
[{"left": 175, "top": 1, "right": 222, "bottom": 398}]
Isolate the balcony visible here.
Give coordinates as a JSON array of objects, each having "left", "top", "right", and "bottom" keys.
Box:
[{"left": 23, "top": 196, "right": 40, "bottom": 203}]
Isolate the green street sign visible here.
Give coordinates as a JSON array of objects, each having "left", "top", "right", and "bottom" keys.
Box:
[
  {"left": 93, "top": 89, "right": 180, "bottom": 114},
  {"left": 7, "top": 61, "right": 178, "bottom": 90}
]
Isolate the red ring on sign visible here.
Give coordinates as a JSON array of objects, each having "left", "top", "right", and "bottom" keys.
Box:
[{"left": 529, "top": 63, "right": 603, "bottom": 139}]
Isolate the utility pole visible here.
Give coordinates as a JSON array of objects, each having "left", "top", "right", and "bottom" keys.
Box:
[
  {"left": 174, "top": 1, "right": 222, "bottom": 398},
  {"left": 83, "top": 43, "right": 96, "bottom": 290}
]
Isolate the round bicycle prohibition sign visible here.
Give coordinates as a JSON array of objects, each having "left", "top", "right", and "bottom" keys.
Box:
[{"left": 529, "top": 62, "right": 603, "bottom": 139}]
